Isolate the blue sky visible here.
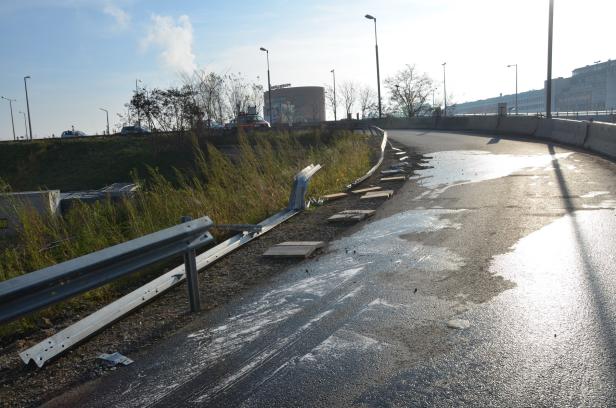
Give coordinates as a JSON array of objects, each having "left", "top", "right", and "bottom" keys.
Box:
[{"left": 0, "top": 0, "right": 614, "bottom": 139}]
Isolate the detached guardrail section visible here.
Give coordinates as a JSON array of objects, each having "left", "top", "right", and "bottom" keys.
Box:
[
  {"left": 348, "top": 126, "right": 388, "bottom": 188},
  {"left": 3, "top": 164, "right": 322, "bottom": 367}
]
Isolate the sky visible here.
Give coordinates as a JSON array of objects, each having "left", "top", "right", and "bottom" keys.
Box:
[{"left": 0, "top": 0, "right": 614, "bottom": 139}]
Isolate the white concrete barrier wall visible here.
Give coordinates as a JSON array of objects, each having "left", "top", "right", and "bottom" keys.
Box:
[
  {"left": 535, "top": 118, "right": 588, "bottom": 147},
  {"left": 585, "top": 121, "right": 616, "bottom": 159},
  {"left": 496, "top": 116, "right": 539, "bottom": 136}
]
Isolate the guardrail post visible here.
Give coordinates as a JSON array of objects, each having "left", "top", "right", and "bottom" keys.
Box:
[{"left": 181, "top": 216, "right": 201, "bottom": 312}]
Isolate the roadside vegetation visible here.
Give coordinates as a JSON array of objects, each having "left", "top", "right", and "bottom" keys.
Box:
[{"left": 0, "top": 129, "right": 372, "bottom": 338}]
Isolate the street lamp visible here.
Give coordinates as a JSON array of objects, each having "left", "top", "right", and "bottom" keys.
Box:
[
  {"left": 507, "top": 64, "right": 518, "bottom": 115},
  {"left": 24, "top": 76, "right": 33, "bottom": 140},
  {"left": 546, "top": 0, "right": 554, "bottom": 118},
  {"left": 330, "top": 69, "right": 337, "bottom": 121},
  {"left": 260, "top": 47, "right": 273, "bottom": 124},
  {"left": 1, "top": 96, "right": 17, "bottom": 141},
  {"left": 100, "top": 108, "right": 110, "bottom": 135},
  {"left": 442, "top": 63, "right": 447, "bottom": 116},
  {"left": 135, "top": 78, "right": 142, "bottom": 126},
  {"left": 365, "top": 14, "right": 382, "bottom": 119},
  {"left": 19, "top": 111, "right": 27, "bottom": 140}
]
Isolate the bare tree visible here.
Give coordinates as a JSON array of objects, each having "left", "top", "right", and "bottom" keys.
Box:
[
  {"left": 339, "top": 81, "right": 357, "bottom": 118},
  {"left": 224, "top": 72, "right": 252, "bottom": 119},
  {"left": 385, "top": 65, "right": 433, "bottom": 118},
  {"left": 358, "top": 86, "right": 377, "bottom": 119}
]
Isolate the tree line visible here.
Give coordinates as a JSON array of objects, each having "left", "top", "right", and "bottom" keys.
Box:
[{"left": 120, "top": 64, "right": 453, "bottom": 132}]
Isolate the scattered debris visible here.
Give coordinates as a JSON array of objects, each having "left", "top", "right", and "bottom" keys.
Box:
[
  {"left": 97, "top": 352, "right": 134, "bottom": 367},
  {"left": 328, "top": 210, "right": 376, "bottom": 223},
  {"left": 263, "top": 241, "right": 326, "bottom": 258},
  {"left": 399, "top": 156, "right": 409, "bottom": 161},
  {"left": 395, "top": 151, "right": 407, "bottom": 156},
  {"left": 321, "top": 193, "right": 348, "bottom": 201},
  {"left": 361, "top": 190, "right": 394, "bottom": 200},
  {"left": 351, "top": 186, "right": 382, "bottom": 194},
  {"left": 380, "top": 176, "right": 406, "bottom": 183},
  {"left": 447, "top": 319, "right": 471, "bottom": 330},
  {"left": 381, "top": 169, "right": 405, "bottom": 175}
]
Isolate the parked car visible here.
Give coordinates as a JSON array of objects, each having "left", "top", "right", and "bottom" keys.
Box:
[
  {"left": 61, "top": 130, "right": 87, "bottom": 138},
  {"left": 120, "top": 125, "right": 151, "bottom": 135},
  {"left": 238, "top": 113, "right": 271, "bottom": 129}
]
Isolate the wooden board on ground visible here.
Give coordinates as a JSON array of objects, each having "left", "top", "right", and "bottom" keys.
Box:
[
  {"left": 380, "top": 176, "right": 406, "bottom": 182},
  {"left": 395, "top": 151, "right": 407, "bottom": 155},
  {"left": 399, "top": 156, "right": 409, "bottom": 161},
  {"left": 361, "top": 190, "right": 394, "bottom": 200},
  {"left": 328, "top": 209, "right": 376, "bottom": 223},
  {"left": 351, "top": 186, "right": 382, "bottom": 194},
  {"left": 263, "top": 241, "right": 325, "bottom": 258},
  {"left": 321, "top": 193, "right": 348, "bottom": 201}
]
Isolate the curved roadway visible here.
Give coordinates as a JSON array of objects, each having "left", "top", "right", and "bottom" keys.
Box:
[{"left": 47, "top": 129, "right": 616, "bottom": 407}]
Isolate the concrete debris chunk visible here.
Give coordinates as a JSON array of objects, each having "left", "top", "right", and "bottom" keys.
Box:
[
  {"left": 97, "top": 352, "right": 134, "bottom": 367},
  {"left": 360, "top": 190, "right": 394, "bottom": 200},
  {"left": 263, "top": 241, "right": 325, "bottom": 258},
  {"left": 399, "top": 156, "right": 409, "bottom": 161},
  {"left": 395, "top": 151, "right": 407, "bottom": 155},
  {"left": 351, "top": 187, "right": 382, "bottom": 194},
  {"left": 328, "top": 210, "right": 376, "bottom": 223},
  {"left": 381, "top": 169, "right": 405, "bottom": 175},
  {"left": 321, "top": 193, "right": 348, "bottom": 201},
  {"left": 380, "top": 176, "right": 406, "bottom": 182},
  {"left": 446, "top": 319, "right": 471, "bottom": 330}
]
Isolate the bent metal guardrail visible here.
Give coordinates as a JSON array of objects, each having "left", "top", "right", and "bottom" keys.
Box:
[
  {"left": 0, "top": 216, "right": 215, "bottom": 325},
  {"left": 14, "top": 162, "right": 326, "bottom": 367}
]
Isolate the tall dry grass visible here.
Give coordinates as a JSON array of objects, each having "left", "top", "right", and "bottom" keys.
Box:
[{"left": 0, "top": 129, "right": 371, "bottom": 337}]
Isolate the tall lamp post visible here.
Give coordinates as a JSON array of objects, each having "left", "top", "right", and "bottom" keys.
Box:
[
  {"left": 442, "top": 63, "right": 447, "bottom": 116},
  {"left": 24, "top": 76, "right": 33, "bottom": 140},
  {"left": 546, "top": 0, "right": 554, "bottom": 118},
  {"left": 260, "top": 47, "right": 273, "bottom": 124},
  {"left": 507, "top": 64, "right": 519, "bottom": 115},
  {"left": 135, "top": 79, "right": 142, "bottom": 126},
  {"left": 100, "top": 108, "right": 110, "bottom": 135},
  {"left": 1, "top": 96, "right": 17, "bottom": 141},
  {"left": 365, "top": 14, "right": 382, "bottom": 119},
  {"left": 19, "top": 111, "right": 27, "bottom": 140},
  {"left": 330, "top": 69, "right": 337, "bottom": 121}
]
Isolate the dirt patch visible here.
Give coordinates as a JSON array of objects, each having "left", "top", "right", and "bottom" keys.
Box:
[{"left": 0, "top": 138, "right": 422, "bottom": 408}]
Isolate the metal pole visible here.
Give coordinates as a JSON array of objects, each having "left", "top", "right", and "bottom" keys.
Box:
[
  {"left": 374, "top": 20, "right": 382, "bottom": 118},
  {"left": 100, "top": 108, "right": 110, "bottom": 135},
  {"left": 507, "top": 64, "right": 519, "bottom": 114},
  {"left": 1, "top": 97, "right": 16, "bottom": 141},
  {"left": 442, "top": 63, "right": 447, "bottom": 116},
  {"left": 546, "top": 0, "right": 554, "bottom": 118},
  {"left": 19, "top": 111, "right": 27, "bottom": 140},
  {"left": 260, "top": 48, "right": 273, "bottom": 124},
  {"left": 331, "top": 69, "right": 337, "bottom": 121},
  {"left": 24, "top": 76, "right": 33, "bottom": 140},
  {"left": 181, "top": 216, "right": 201, "bottom": 312},
  {"left": 365, "top": 15, "right": 382, "bottom": 118}
]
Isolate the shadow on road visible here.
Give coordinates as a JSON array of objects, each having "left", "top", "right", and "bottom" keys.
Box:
[{"left": 548, "top": 144, "right": 616, "bottom": 372}]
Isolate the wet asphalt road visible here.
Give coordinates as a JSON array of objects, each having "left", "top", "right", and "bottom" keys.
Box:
[{"left": 47, "top": 130, "right": 616, "bottom": 407}]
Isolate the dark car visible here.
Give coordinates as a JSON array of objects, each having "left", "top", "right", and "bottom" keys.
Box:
[{"left": 120, "top": 125, "right": 151, "bottom": 135}]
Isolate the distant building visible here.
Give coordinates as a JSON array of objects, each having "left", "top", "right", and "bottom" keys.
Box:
[
  {"left": 264, "top": 86, "right": 326, "bottom": 124},
  {"left": 456, "top": 60, "right": 616, "bottom": 115}
]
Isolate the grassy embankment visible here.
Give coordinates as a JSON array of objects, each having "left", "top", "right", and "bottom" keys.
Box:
[{"left": 0, "top": 129, "right": 372, "bottom": 338}]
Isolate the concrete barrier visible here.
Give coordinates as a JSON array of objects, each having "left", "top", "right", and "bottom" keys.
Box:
[
  {"left": 585, "top": 121, "right": 616, "bottom": 159},
  {"left": 534, "top": 118, "right": 588, "bottom": 147},
  {"left": 0, "top": 190, "right": 61, "bottom": 236},
  {"left": 497, "top": 116, "right": 539, "bottom": 136},
  {"left": 465, "top": 116, "right": 499, "bottom": 132}
]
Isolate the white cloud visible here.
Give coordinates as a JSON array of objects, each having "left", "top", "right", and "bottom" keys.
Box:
[
  {"left": 142, "top": 14, "right": 197, "bottom": 73},
  {"left": 103, "top": 3, "right": 130, "bottom": 29}
]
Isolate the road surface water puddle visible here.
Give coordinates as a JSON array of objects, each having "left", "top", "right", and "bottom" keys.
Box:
[{"left": 412, "top": 150, "right": 573, "bottom": 198}]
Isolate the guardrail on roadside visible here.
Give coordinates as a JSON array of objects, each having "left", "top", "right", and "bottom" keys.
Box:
[
  {"left": 0, "top": 217, "right": 215, "bottom": 325},
  {"left": 10, "top": 163, "right": 323, "bottom": 367}
]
